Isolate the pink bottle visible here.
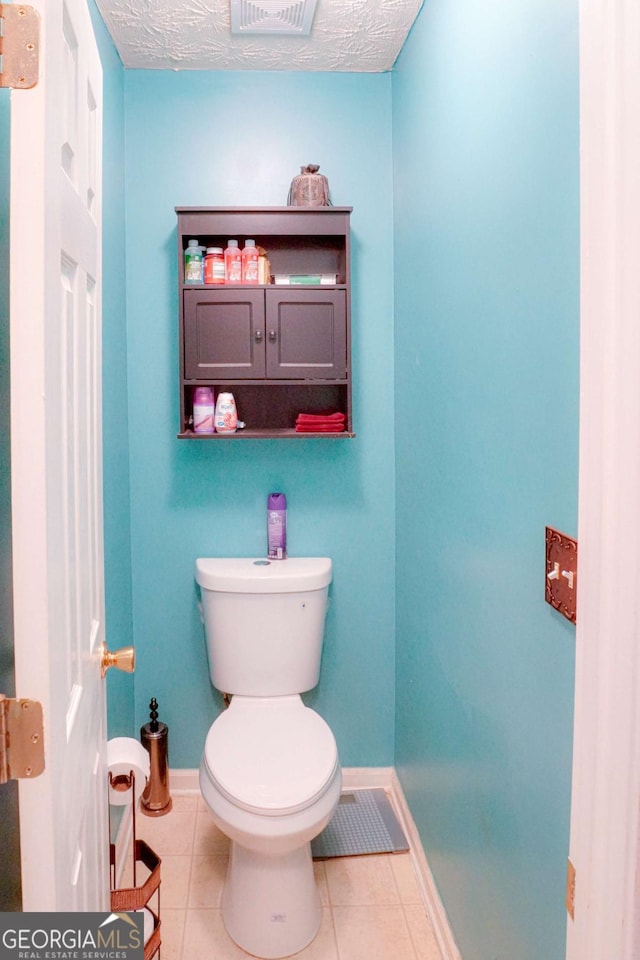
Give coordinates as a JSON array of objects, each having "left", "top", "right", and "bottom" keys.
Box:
[
  {"left": 224, "top": 239, "right": 242, "bottom": 284},
  {"left": 241, "top": 239, "right": 259, "bottom": 284},
  {"left": 193, "top": 386, "right": 215, "bottom": 434}
]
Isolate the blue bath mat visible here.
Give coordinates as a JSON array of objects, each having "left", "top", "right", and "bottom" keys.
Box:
[{"left": 311, "top": 788, "right": 409, "bottom": 859}]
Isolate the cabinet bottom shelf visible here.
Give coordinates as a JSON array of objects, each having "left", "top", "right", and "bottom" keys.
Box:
[
  {"left": 181, "top": 382, "right": 352, "bottom": 437},
  {"left": 178, "top": 428, "right": 355, "bottom": 439}
]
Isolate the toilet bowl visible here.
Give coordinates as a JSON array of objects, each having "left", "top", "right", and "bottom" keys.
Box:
[
  {"left": 195, "top": 557, "right": 340, "bottom": 959},
  {"left": 200, "top": 696, "right": 341, "bottom": 958}
]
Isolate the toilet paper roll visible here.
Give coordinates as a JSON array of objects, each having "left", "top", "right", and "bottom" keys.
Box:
[
  {"left": 136, "top": 907, "right": 155, "bottom": 946},
  {"left": 107, "top": 737, "right": 150, "bottom": 807}
]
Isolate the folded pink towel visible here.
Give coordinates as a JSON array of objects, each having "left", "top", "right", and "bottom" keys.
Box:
[
  {"left": 295, "top": 423, "right": 345, "bottom": 433},
  {"left": 296, "top": 413, "right": 345, "bottom": 426},
  {"left": 296, "top": 411, "right": 345, "bottom": 422}
]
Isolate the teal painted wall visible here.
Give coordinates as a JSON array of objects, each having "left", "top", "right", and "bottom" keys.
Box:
[
  {"left": 123, "top": 70, "right": 396, "bottom": 767},
  {"left": 392, "top": 3, "right": 579, "bottom": 960},
  {"left": 88, "top": 0, "right": 135, "bottom": 738}
]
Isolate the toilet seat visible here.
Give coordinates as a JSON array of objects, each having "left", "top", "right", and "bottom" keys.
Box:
[{"left": 203, "top": 697, "right": 339, "bottom": 817}]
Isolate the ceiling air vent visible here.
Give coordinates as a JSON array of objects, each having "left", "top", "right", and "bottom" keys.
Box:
[{"left": 230, "top": 0, "right": 319, "bottom": 36}]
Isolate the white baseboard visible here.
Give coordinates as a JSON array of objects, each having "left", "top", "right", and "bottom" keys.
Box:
[
  {"left": 169, "top": 765, "right": 461, "bottom": 959},
  {"left": 168, "top": 766, "right": 397, "bottom": 795},
  {"left": 340, "top": 766, "right": 395, "bottom": 790},
  {"left": 169, "top": 767, "right": 200, "bottom": 795},
  {"left": 388, "top": 770, "right": 462, "bottom": 960}
]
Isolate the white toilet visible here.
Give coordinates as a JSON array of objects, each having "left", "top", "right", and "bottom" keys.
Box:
[{"left": 195, "top": 557, "right": 342, "bottom": 959}]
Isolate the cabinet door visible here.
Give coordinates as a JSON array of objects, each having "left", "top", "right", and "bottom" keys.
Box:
[
  {"left": 265, "top": 289, "right": 347, "bottom": 379},
  {"left": 184, "top": 289, "right": 265, "bottom": 379}
]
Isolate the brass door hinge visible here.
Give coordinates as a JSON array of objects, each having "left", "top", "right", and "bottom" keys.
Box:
[
  {"left": 566, "top": 857, "right": 576, "bottom": 920},
  {"left": 0, "top": 693, "right": 45, "bottom": 784},
  {"left": 0, "top": 5, "right": 40, "bottom": 90}
]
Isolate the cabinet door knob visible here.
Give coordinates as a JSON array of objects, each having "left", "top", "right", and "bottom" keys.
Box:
[
  {"left": 268, "top": 330, "right": 277, "bottom": 342},
  {"left": 255, "top": 330, "right": 263, "bottom": 342}
]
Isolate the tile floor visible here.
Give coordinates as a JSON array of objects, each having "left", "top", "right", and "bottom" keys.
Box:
[{"left": 125, "top": 794, "right": 443, "bottom": 960}]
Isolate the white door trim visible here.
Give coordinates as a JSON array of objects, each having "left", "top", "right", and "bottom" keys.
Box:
[
  {"left": 11, "top": 0, "right": 108, "bottom": 910},
  {"left": 10, "top": 26, "right": 57, "bottom": 908},
  {"left": 568, "top": 1, "right": 640, "bottom": 957}
]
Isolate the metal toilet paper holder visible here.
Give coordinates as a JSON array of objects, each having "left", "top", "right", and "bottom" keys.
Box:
[{"left": 108, "top": 768, "right": 162, "bottom": 960}]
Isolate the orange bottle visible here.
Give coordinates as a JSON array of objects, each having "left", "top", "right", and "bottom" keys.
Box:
[{"left": 204, "top": 247, "right": 225, "bottom": 284}]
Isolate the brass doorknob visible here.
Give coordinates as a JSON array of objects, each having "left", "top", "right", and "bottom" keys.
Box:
[{"left": 101, "top": 644, "right": 135, "bottom": 678}]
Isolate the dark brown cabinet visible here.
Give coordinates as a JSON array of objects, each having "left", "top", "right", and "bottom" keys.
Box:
[
  {"left": 184, "top": 288, "right": 347, "bottom": 380},
  {"left": 176, "top": 207, "right": 353, "bottom": 439}
]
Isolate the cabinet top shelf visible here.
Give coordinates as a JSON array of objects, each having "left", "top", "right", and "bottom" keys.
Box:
[
  {"left": 176, "top": 207, "right": 352, "bottom": 238},
  {"left": 176, "top": 206, "right": 352, "bottom": 214}
]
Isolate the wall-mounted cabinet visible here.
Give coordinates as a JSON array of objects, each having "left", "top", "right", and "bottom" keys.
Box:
[{"left": 176, "top": 206, "right": 354, "bottom": 439}]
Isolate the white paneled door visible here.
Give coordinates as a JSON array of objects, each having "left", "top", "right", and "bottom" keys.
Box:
[{"left": 10, "top": 0, "right": 109, "bottom": 909}]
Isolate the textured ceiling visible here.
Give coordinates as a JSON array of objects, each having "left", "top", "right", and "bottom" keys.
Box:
[{"left": 95, "top": 0, "right": 424, "bottom": 72}]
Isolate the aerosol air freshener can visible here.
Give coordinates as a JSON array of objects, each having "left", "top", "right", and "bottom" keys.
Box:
[{"left": 267, "top": 492, "right": 287, "bottom": 560}]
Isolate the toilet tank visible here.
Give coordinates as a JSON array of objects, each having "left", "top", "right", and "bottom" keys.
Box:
[{"left": 195, "top": 558, "right": 332, "bottom": 696}]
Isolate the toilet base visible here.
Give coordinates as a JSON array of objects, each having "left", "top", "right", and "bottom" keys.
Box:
[{"left": 222, "top": 839, "right": 321, "bottom": 959}]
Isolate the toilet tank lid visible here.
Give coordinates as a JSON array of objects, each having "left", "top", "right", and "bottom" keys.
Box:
[{"left": 195, "top": 557, "right": 332, "bottom": 593}]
